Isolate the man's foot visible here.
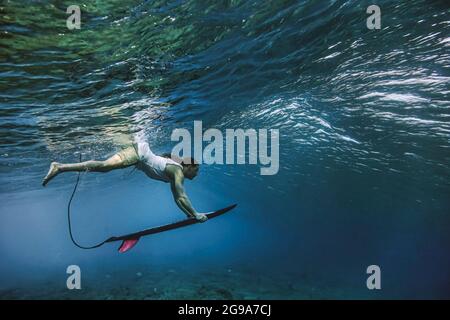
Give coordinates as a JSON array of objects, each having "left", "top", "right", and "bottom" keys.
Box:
[
  {"left": 195, "top": 213, "right": 208, "bottom": 223},
  {"left": 42, "top": 162, "right": 59, "bottom": 186}
]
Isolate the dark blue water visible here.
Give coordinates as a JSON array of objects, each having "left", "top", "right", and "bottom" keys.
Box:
[{"left": 1, "top": 0, "right": 449, "bottom": 299}]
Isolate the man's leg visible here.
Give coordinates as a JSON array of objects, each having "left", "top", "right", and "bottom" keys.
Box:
[{"left": 42, "top": 146, "right": 138, "bottom": 186}]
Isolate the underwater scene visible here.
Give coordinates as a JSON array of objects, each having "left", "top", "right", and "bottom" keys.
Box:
[{"left": 1, "top": 0, "right": 450, "bottom": 299}]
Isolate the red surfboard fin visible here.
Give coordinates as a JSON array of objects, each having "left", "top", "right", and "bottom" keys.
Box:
[{"left": 118, "top": 237, "right": 140, "bottom": 253}]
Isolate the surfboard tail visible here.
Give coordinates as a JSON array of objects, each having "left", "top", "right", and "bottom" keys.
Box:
[{"left": 118, "top": 237, "right": 140, "bottom": 253}]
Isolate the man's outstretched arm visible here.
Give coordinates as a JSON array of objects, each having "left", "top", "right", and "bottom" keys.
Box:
[{"left": 168, "top": 167, "right": 207, "bottom": 222}]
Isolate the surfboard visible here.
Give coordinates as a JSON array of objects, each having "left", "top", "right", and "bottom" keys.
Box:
[{"left": 104, "top": 204, "right": 237, "bottom": 253}]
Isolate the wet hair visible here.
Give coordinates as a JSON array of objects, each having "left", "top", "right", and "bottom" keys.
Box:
[{"left": 161, "top": 153, "right": 199, "bottom": 168}]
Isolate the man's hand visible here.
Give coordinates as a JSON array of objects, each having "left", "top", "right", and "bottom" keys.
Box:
[{"left": 195, "top": 213, "right": 208, "bottom": 222}]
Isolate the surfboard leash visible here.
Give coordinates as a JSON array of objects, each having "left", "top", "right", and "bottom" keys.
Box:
[{"left": 67, "top": 153, "right": 107, "bottom": 249}]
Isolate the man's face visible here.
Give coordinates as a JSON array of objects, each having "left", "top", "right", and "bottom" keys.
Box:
[{"left": 184, "top": 165, "right": 199, "bottom": 180}]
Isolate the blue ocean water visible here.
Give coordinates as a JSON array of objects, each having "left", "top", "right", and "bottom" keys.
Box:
[{"left": 0, "top": 0, "right": 449, "bottom": 299}]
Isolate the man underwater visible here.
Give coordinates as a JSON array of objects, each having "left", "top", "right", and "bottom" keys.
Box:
[{"left": 42, "top": 141, "right": 208, "bottom": 222}]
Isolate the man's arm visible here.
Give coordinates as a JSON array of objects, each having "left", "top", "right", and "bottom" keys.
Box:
[
  {"left": 170, "top": 171, "right": 197, "bottom": 218},
  {"left": 166, "top": 165, "right": 207, "bottom": 221}
]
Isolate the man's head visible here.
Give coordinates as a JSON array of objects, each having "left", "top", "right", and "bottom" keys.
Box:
[
  {"left": 181, "top": 157, "right": 199, "bottom": 180},
  {"left": 162, "top": 153, "right": 199, "bottom": 180}
]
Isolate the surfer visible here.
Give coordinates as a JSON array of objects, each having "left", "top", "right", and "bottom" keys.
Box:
[{"left": 42, "top": 141, "right": 208, "bottom": 222}]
